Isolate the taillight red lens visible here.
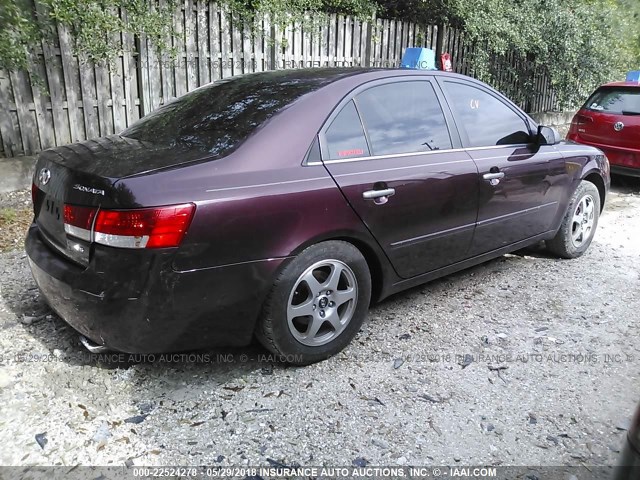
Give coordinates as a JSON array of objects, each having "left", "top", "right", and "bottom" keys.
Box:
[
  {"left": 31, "top": 183, "right": 38, "bottom": 204},
  {"left": 64, "top": 205, "right": 98, "bottom": 230},
  {"left": 573, "top": 114, "right": 593, "bottom": 126},
  {"left": 93, "top": 203, "right": 195, "bottom": 249},
  {"left": 62, "top": 203, "right": 195, "bottom": 249}
]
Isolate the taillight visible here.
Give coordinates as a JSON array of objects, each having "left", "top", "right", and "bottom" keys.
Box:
[
  {"left": 572, "top": 114, "right": 593, "bottom": 126},
  {"left": 31, "top": 183, "right": 38, "bottom": 204},
  {"left": 63, "top": 203, "right": 195, "bottom": 249},
  {"left": 64, "top": 205, "right": 97, "bottom": 241},
  {"left": 94, "top": 204, "right": 195, "bottom": 248}
]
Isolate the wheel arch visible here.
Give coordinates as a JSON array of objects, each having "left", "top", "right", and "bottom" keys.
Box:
[
  {"left": 287, "top": 231, "right": 391, "bottom": 304},
  {"left": 582, "top": 170, "right": 607, "bottom": 212}
]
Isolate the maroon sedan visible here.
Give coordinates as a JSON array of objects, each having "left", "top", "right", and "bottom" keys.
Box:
[
  {"left": 26, "top": 68, "right": 610, "bottom": 364},
  {"left": 567, "top": 81, "right": 640, "bottom": 176}
]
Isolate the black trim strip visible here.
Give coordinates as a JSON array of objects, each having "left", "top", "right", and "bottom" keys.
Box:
[
  {"left": 476, "top": 202, "right": 558, "bottom": 227},
  {"left": 390, "top": 223, "right": 475, "bottom": 248}
]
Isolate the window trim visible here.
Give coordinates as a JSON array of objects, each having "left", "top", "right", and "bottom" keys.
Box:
[
  {"left": 306, "top": 143, "right": 531, "bottom": 166},
  {"left": 436, "top": 78, "right": 536, "bottom": 149},
  {"left": 321, "top": 99, "right": 371, "bottom": 161},
  {"left": 316, "top": 76, "right": 462, "bottom": 164}
]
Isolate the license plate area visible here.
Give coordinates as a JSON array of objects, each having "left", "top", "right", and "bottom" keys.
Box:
[
  {"left": 37, "top": 196, "right": 65, "bottom": 244},
  {"left": 36, "top": 195, "right": 91, "bottom": 267},
  {"left": 43, "top": 197, "right": 62, "bottom": 221}
]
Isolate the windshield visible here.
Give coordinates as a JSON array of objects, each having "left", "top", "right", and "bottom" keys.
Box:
[
  {"left": 122, "top": 69, "right": 352, "bottom": 156},
  {"left": 584, "top": 87, "right": 640, "bottom": 115}
]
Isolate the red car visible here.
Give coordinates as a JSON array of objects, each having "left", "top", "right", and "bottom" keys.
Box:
[{"left": 568, "top": 81, "right": 640, "bottom": 176}]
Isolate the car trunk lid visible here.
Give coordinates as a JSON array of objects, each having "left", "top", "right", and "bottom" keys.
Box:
[{"left": 32, "top": 136, "right": 206, "bottom": 266}]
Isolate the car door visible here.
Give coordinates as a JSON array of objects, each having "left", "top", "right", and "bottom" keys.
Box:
[
  {"left": 318, "top": 78, "right": 479, "bottom": 279},
  {"left": 438, "top": 79, "right": 567, "bottom": 256}
]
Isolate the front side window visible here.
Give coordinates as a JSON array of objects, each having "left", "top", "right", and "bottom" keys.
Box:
[
  {"left": 356, "top": 81, "right": 453, "bottom": 155},
  {"left": 442, "top": 81, "right": 531, "bottom": 147},
  {"left": 325, "top": 100, "right": 370, "bottom": 160}
]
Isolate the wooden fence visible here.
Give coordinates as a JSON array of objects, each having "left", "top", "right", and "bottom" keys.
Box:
[{"left": 0, "top": 2, "right": 558, "bottom": 158}]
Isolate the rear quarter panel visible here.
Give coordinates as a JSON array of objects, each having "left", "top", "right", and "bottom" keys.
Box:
[
  {"left": 114, "top": 158, "right": 390, "bottom": 273},
  {"left": 112, "top": 72, "right": 404, "bottom": 275}
]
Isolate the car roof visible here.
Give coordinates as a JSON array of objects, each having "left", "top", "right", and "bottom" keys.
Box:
[
  {"left": 222, "top": 67, "right": 470, "bottom": 84},
  {"left": 600, "top": 81, "right": 640, "bottom": 88}
]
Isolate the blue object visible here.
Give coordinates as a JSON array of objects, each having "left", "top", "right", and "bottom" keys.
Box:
[
  {"left": 400, "top": 48, "right": 436, "bottom": 70},
  {"left": 626, "top": 71, "right": 640, "bottom": 82}
]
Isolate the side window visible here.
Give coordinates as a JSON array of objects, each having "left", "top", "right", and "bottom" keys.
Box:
[
  {"left": 325, "top": 100, "right": 370, "bottom": 160},
  {"left": 356, "top": 81, "right": 452, "bottom": 155},
  {"left": 442, "top": 81, "right": 531, "bottom": 147}
]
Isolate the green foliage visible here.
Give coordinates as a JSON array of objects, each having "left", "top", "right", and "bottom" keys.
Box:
[
  {"left": 0, "top": 0, "right": 42, "bottom": 71},
  {"left": 616, "top": 0, "right": 640, "bottom": 67},
  {"left": 0, "top": 0, "right": 376, "bottom": 73},
  {"left": 377, "top": 0, "right": 639, "bottom": 109},
  {"left": 223, "top": 0, "right": 376, "bottom": 44},
  {"left": 377, "top": 0, "right": 460, "bottom": 28},
  {"left": 43, "top": 0, "right": 178, "bottom": 62},
  {"left": 1, "top": 0, "right": 638, "bottom": 111},
  {"left": 0, "top": 0, "right": 178, "bottom": 72}
]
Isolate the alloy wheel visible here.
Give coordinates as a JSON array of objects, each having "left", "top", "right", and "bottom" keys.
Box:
[
  {"left": 286, "top": 259, "right": 358, "bottom": 347},
  {"left": 570, "top": 194, "right": 595, "bottom": 248}
]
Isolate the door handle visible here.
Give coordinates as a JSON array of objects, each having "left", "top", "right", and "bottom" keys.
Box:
[
  {"left": 362, "top": 188, "right": 395, "bottom": 200},
  {"left": 482, "top": 172, "right": 505, "bottom": 181}
]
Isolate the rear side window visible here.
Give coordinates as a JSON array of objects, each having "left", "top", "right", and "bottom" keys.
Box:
[
  {"left": 122, "top": 70, "right": 347, "bottom": 157},
  {"left": 584, "top": 87, "right": 640, "bottom": 115},
  {"left": 356, "top": 81, "right": 453, "bottom": 155},
  {"left": 443, "top": 81, "right": 531, "bottom": 147},
  {"left": 325, "top": 101, "right": 370, "bottom": 160}
]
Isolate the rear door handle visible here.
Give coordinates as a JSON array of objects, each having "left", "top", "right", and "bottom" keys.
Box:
[
  {"left": 362, "top": 188, "right": 395, "bottom": 200},
  {"left": 483, "top": 172, "right": 505, "bottom": 180}
]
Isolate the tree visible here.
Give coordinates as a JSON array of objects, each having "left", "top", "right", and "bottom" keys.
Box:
[
  {"left": 1, "top": 0, "right": 638, "bottom": 110},
  {"left": 375, "top": 0, "right": 638, "bottom": 107}
]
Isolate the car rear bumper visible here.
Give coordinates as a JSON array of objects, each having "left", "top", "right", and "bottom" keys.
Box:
[{"left": 26, "top": 224, "right": 285, "bottom": 353}]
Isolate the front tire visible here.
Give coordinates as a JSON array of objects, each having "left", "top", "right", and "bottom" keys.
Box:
[
  {"left": 546, "top": 180, "right": 601, "bottom": 259},
  {"left": 256, "top": 240, "right": 371, "bottom": 365}
]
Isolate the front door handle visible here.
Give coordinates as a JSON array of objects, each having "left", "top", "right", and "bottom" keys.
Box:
[
  {"left": 483, "top": 171, "right": 505, "bottom": 186},
  {"left": 482, "top": 172, "right": 505, "bottom": 181},
  {"left": 363, "top": 188, "right": 395, "bottom": 204},
  {"left": 363, "top": 188, "right": 395, "bottom": 199}
]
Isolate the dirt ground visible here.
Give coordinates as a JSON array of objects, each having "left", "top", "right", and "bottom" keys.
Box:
[{"left": 0, "top": 176, "right": 638, "bottom": 471}]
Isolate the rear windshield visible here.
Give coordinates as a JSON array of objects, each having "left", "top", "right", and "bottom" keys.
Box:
[
  {"left": 584, "top": 87, "right": 640, "bottom": 115},
  {"left": 122, "top": 69, "right": 352, "bottom": 156}
]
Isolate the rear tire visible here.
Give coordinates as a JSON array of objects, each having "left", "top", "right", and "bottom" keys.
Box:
[
  {"left": 256, "top": 241, "right": 371, "bottom": 365},
  {"left": 546, "top": 180, "right": 600, "bottom": 259}
]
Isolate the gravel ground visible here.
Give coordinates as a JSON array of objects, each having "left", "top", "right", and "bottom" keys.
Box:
[
  {"left": 0, "top": 190, "right": 32, "bottom": 253},
  {"left": 0, "top": 178, "right": 639, "bottom": 470}
]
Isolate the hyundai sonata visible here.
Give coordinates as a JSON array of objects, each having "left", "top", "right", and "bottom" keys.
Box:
[{"left": 26, "top": 68, "right": 610, "bottom": 364}]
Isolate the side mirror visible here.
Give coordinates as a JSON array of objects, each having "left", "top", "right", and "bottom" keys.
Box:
[{"left": 536, "top": 125, "right": 561, "bottom": 145}]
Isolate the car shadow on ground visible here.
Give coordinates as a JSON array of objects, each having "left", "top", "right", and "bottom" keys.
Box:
[
  {"left": 371, "top": 252, "right": 537, "bottom": 311},
  {"left": 611, "top": 173, "right": 640, "bottom": 194}
]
